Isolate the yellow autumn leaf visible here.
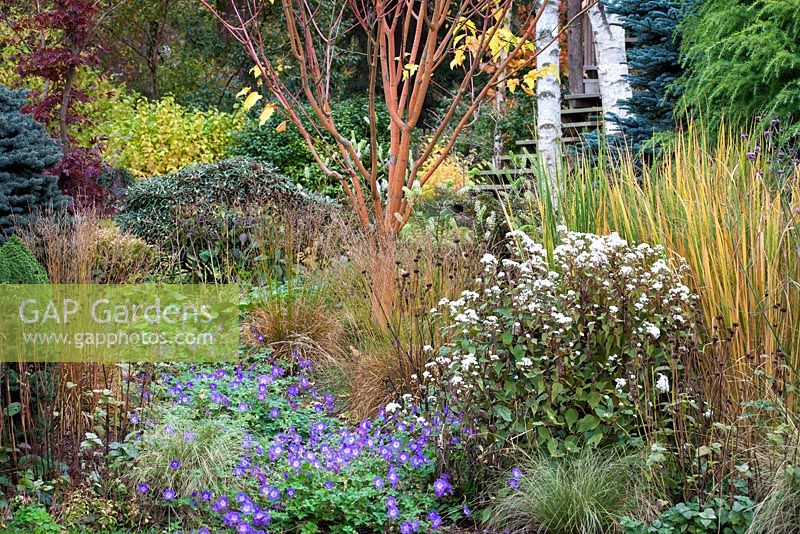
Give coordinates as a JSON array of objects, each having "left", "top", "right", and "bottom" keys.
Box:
[
  {"left": 259, "top": 103, "right": 277, "bottom": 126},
  {"left": 403, "top": 63, "right": 419, "bottom": 80},
  {"left": 450, "top": 49, "right": 466, "bottom": 69},
  {"left": 250, "top": 65, "right": 267, "bottom": 79},
  {"left": 522, "top": 65, "right": 558, "bottom": 92},
  {"left": 275, "top": 120, "right": 288, "bottom": 132},
  {"left": 243, "top": 92, "right": 263, "bottom": 111},
  {"left": 489, "top": 27, "right": 516, "bottom": 59},
  {"left": 456, "top": 17, "right": 477, "bottom": 36},
  {"left": 494, "top": 7, "right": 504, "bottom": 22},
  {"left": 522, "top": 70, "right": 539, "bottom": 91},
  {"left": 235, "top": 87, "right": 250, "bottom": 99},
  {"left": 507, "top": 78, "right": 519, "bottom": 93}
]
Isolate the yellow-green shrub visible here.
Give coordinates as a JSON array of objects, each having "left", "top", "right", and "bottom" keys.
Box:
[
  {"left": 0, "top": 26, "right": 24, "bottom": 88},
  {"left": 88, "top": 95, "right": 244, "bottom": 177},
  {"left": 418, "top": 143, "right": 473, "bottom": 195}
]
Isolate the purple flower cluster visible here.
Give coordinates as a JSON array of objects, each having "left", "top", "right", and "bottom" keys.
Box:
[
  {"left": 508, "top": 467, "right": 522, "bottom": 489},
  {"left": 136, "top": 352, "right": 468, "bottom": 532}
]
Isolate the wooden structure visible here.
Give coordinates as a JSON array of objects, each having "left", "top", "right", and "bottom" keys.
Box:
[
  {"left": 568, "top": 0, "right": 599, "bottom": 95},
  {"left": 477, "top": 4, "right": 603, "bottom": 181}
]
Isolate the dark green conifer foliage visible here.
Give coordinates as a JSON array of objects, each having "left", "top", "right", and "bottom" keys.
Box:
[
  {"left": 0, "top": 85, "right": 65, "bottom": 242},
  {"left": 605, "top": 0, "right": 694, "bottom": 154},
  {"left": 0, "top": 236, "right": 49, "bottom": 284},
  {"left": 0, "top": 247, "right": 8, "bottom": 282},
  {"left": 678, "top": 0, "right": 800, "bottom": 133}
]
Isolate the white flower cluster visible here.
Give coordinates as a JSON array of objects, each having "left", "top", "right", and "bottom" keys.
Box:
[{"left": 428, "top": 227, "right": 697, "bottom": 409}]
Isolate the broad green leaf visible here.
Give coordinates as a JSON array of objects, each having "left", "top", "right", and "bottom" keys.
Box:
[
  {"left": 577, "top": 414, "right": 600, "bottom": 433},
  {"left": 495, "top": 405, "right": 512, "bottom": 422}
]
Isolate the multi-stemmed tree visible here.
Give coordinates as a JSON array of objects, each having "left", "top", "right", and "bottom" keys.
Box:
[{"left": 200, "top": 0, "right": 592, "bottom": 321}]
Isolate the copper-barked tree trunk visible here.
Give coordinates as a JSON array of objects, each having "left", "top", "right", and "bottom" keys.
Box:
[{"left": 200, "top": 0, "right": 597, "bottom": 324}]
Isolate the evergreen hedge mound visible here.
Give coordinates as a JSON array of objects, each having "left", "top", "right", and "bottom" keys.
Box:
[
  {"left": 117, "top": 157, "right": 315, "bottom": 245},
  {"left": 0, "top": 236, "right": 49, "bottom": 284},
  {"left": 0, "top": 247, "right": 8, "bottom": 282}
]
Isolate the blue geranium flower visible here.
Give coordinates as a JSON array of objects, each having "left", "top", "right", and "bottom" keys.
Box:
[{"left": 433, "top": 475, "right": 452, "bottom": 497}]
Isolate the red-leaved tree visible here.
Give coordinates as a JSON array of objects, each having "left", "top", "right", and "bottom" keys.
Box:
[{"left": 12, "top": 0, "right": 110, "bottom": 209}]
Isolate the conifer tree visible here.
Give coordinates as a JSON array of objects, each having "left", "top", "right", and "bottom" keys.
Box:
[
  {"left": 605, "top": 0, "right": 693, "bottom": 154},
  {"left": 0, "top": 236, "right": 49, "bottom": 284},
  {"left": 678, "top": 0, "right": 800, "bottom": 133},
  {"left": 0, "top": 85, "right": 65, "bottom": 242}
]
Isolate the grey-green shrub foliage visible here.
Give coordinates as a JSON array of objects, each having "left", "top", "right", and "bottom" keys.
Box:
[
  {"left": 117, "top": 157, "right": 311, "bottom": 245},
  {"left": 117, "top": 157, "right": 326, "bottom": 282}
]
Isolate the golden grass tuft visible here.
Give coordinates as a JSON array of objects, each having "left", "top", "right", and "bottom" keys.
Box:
[
  {"left": 510, "top": 122, "right": 800, "bottom": 402},
  {"left": 243, "top": 291, "right": 345, "bottom": 365},
  {"left": 17, "top": 209, "right": 156, "bottom": 284},
  {"left": 313, "top": 221, "right": 489, "bottom": 418}
]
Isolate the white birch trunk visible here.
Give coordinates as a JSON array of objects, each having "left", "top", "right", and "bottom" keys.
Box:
[
  {"left": 587, "top": 3, "right": 632, "bottom": 136},
  {"left": 536, "top": 0, "right": 561, "bottom": 195}
]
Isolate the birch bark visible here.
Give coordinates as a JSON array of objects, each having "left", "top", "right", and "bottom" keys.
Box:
[
  {"left": 536, "top": 0, "right": 562, "bottom": 192},
  {"left": 587, "top": 2, "right": 632, "bottom": 135}
]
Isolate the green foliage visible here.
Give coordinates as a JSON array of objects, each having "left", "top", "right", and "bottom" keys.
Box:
[
  {"left": 0, "top": 250, "right": 8, "bottom": 282},
  {"left": 409, "top": 187, "right": 507, "bottom": 248},
  {"left": 434, "top": 91, "right": 537, "bottom": 165},
  {"left": 138, "top": 357, "right": 444, "bottom": 533},
  {"left": 5, "top": 503, "right": 62, "bottom": 534},
  {"left": 128, "top": 414, "right": 248, "bottom": 498},
  {"left": 116, "top": 157, "right": 317, "bottom": 282},
  {"left": 0, "top": 236, "right": 49, "bottom": 283},
  {"left": 231, "top": 97, "right": 391, "bottom": 195},
  {"left": 58, "top": 486, "right": 139, "bottom": 533},
  {"left": 0, "top": 85, "right": 65, "bottom": 242},
  {"left": 622, "top": 497, "right": 753, "bottom": 534},
  {"left": 117, "top": 157, "right": 305, "bottom": 244},
  {"left": 96, "top": 0, "right": 249, "bottom": 109},
  {"left": 487, "top": 451, "right": 655, "bottom": 534},
  {"left": 748, "top": 465, "right": 800, "bottom": 534},
  {"left": 437, "top": 229, "right": 697, "bottom": 457},
  {"left": 679, "top": 0, "right": 800, "bottom": 133},
  {"left": 86, "top": 94, "right": 245, "bottom": 177},
  {"left": 265, "top": 450, "right": 436, "bottom": 534}
]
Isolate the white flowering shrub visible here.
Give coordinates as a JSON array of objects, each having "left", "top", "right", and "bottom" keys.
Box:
[{"left": 429, "top": 228, "right": 699, "bottom": 456}]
